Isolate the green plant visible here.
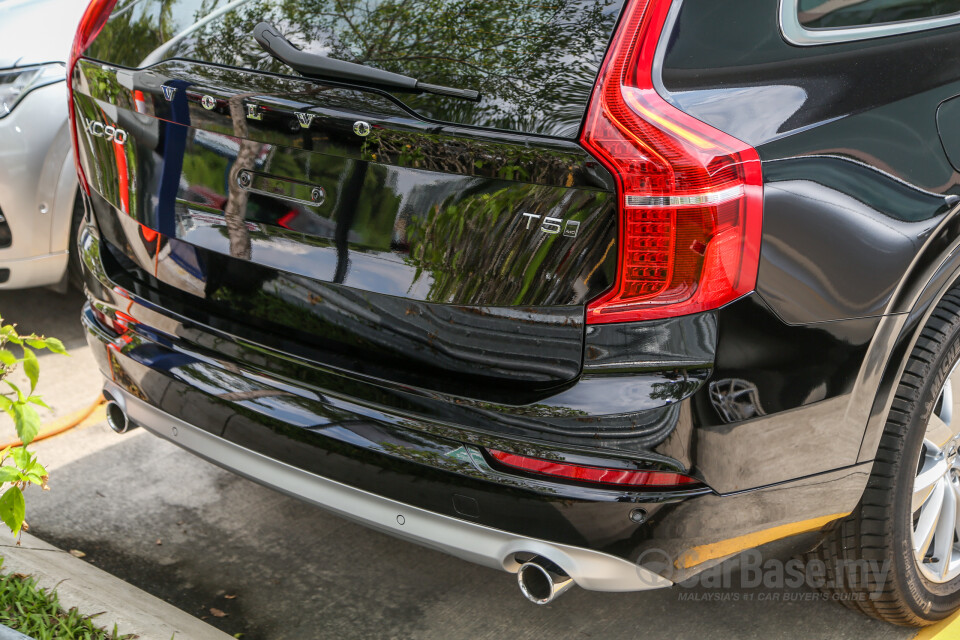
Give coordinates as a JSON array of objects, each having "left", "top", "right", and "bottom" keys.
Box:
[
  {"left": 0, "top": 318, "right": 67, "bottom": 538},
  {"left": 0, "top": 561, "right": 130, "bottom": 639}
]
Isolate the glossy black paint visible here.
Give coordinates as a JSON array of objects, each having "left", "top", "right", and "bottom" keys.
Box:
[
  {"left": 655, "top": 0, "right": 960, "bottom": 492},
  {"left": 83, "top": 204, "right": 703, "bottom": 436},
  {"left": 74, "top": 0, "right": 960, "bottom": 580},
  {"left": 73, "top": 59, "right": 619, "bottom": 291},
  {"left": 73, "top": 52, "right": 619, "bottom": 397}
]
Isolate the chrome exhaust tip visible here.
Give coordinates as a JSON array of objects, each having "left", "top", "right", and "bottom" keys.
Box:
[
  {"left": 105, "top": 400, "right": 130, "bottom": 434},
  {"left": 102, "top": 390, "right": 134, "bottom": 434},
  {"left": 517, "top": 556, "right": 574, "bottom": 605}
]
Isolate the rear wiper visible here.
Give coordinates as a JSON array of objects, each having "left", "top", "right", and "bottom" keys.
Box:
[{"left": 253, "top": 22, "right": 480, "bottom": 101}]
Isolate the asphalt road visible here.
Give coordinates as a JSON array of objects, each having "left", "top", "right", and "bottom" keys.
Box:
[{"left": 0, "top": 288, "right": 920, "bottom": 640}]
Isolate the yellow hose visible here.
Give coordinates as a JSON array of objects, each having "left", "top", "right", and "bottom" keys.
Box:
[{"left": 0, "top": 395, "right": 105, "bottom": 449}]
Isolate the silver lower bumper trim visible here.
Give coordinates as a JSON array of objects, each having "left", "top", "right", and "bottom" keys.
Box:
[{"left": 105, "top": 382, "right": 671, "bottom": 592}]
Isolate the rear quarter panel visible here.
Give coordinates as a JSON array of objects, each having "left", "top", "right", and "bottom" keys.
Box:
[{"left": 659, "top": 0, "right": 960, "bottom": 484}]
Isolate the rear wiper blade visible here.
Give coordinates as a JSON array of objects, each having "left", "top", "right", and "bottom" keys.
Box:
[{"left": 253, "top": 22, "right": 480, "bottom": 102}]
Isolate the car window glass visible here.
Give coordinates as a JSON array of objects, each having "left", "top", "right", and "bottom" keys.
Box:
[
  {"left": 88, "top": 0, "right": 625, "bottom": 137},
  {"left": 797, "top": 0, "right": 960, "bottom": 29}
]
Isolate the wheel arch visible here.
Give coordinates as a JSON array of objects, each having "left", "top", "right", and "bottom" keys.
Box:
[{"left": 859, "top": 205, "right": 960, "bottom": 462}]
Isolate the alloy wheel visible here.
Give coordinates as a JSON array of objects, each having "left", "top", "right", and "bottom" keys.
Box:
[{"left": 913, "top": 361, "right": 960, "bottom": 583}]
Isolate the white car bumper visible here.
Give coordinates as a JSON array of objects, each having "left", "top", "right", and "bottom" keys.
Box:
[{"left": 0, "top": 80, "right": 77, "bottom": 289}]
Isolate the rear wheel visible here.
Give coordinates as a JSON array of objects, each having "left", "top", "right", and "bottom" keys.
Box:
[{"left": 808, "top": 289, "right": 960, "bottom": 625}]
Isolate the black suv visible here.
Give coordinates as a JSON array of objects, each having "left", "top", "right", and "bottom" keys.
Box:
[{"left": 69, "top": 0, "right": 960, "bottom": 625}]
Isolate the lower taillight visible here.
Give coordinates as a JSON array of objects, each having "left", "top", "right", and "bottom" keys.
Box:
[
  {"left": 67, "top": 0, "right": 119, "bottom": 196},
  {"left": 487, "top": 449, "right": 701, "bottom": 490},
  {"left": 582, "top": 0, "right": 763, "bottom": 324}
]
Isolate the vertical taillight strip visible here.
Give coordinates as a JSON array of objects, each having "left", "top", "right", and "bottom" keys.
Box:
[
  {"left": 581, "top": 0, "right": 763, "bottom": 324},
  {"left": 67, "top": 0, "right": 119, "bottom": 196}
]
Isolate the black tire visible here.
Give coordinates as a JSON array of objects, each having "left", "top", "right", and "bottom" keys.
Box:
[
  {"left": 67, "top": 188, "right": 85, "bottom": 291},
  {"left": 806, "top": 288, "right": 960, "bottom": 625}
]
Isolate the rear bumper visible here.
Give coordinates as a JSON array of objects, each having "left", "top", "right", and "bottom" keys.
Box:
[
  {"left": 78, "top": 215, "right": 874, "bottom": 586},
  {"left": 80, "top": 297, "right": 696, "bottom": 572},
  {"left": 103, "top": 380, "right": 670, "bottom": 592}
]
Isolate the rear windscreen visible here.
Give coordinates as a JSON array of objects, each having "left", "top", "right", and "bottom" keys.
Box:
[{"left": 87, "top": 0, "right": 626, "bottom": 137}]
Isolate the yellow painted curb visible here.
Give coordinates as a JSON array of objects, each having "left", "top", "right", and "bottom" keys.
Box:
[
  {"left": 914, "top": 610, "right": 960, "bottom": 639},
  {"left": 677, "top": 513, "right": 849, "bottom": 568}
]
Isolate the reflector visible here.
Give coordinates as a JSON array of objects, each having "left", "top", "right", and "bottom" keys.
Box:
[{"left": 488, "top": 449, "right": 700, "bottom": 489}]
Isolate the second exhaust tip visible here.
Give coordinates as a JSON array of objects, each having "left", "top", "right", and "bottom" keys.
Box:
[{"left": 517, "top": 556, "right": 574, "bottom": 605}]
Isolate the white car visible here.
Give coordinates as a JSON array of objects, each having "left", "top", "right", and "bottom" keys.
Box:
[{"left": 0, "top": 0, "right": 86, "bottom": 290}]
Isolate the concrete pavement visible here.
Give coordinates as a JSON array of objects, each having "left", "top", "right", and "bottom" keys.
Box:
[
  {"left": 0, "top": 288, "right": 100, "bottom": 442},
  {"left": 0, "top": 532, "right": 233, "bottom": 639}
]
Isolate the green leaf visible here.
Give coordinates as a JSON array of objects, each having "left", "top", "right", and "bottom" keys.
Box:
[
  {"left": 0, "top": 350, "right": 15, "bottom": 367},
  {"left": 23, "top": 472, "right": 42, "bottom": 486},
  {"left": 0, "top": 467, "right": 20, "bottom": 483},
  {"left": 0, "top": 326, "right": 21, "bottom": 345},
  {"left": 42, "top": 337, "right": 67, "bottom": 356},
  {"left": 26, "top": 397, "right": 50, "bottom": 411},
  {"left": 21, "top": 348, "right": 38, "bottom": 394},
  {"left": 11, "top": 403, "right": 39, "bottom": 446},
  {"left": 0, "top": 396, "right": 12, "bottom": 412},
  {"left": 9, "top": 447, "right": 30, "bottom": 470},
  {"left": 24, "top": 339, "right": 45, "bottom": 349},
  {"left": 5, "top": 382, "right": 23, "bottom": 403},
  {"left": 0, "top": 486, "right": 25, "bottom": 534}
]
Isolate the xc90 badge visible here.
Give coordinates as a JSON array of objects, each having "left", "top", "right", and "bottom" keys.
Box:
[{"left": 80, "top": 117, "right": 127, "bottom": 145}]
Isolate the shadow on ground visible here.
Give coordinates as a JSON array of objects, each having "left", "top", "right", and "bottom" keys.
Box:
[{"left": 0, "top": 287, "right": 89, "bottom": 352}]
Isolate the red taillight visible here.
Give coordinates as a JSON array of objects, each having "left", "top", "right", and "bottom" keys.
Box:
[
  {"left": 67, "top": 0, "right": 119, "bottom": 196},
  {"left": 582, "top": 0, "right": 763, "bottom": 324},
  {"left": 487, "top": 449, "right": 700, "bottom": 489}
]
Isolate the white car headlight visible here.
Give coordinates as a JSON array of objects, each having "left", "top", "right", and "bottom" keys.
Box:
[{"left": 0, "top": 63, "right": 65, "bottom": 119}]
